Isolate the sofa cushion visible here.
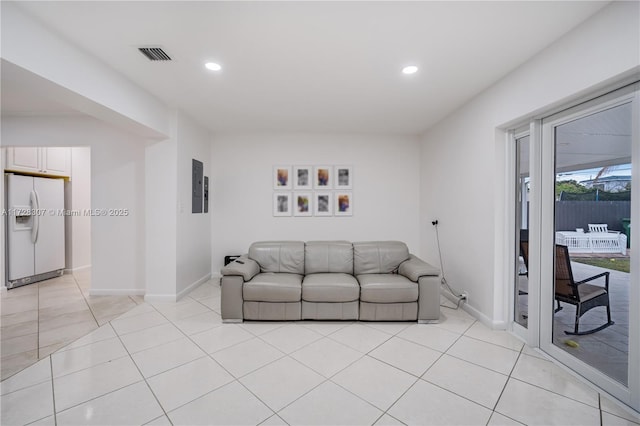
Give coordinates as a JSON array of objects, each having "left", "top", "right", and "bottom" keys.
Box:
[
  {"left": 357, "top": 274, "right": 418, "bottom": 303},
  {"left": 243, "top": 273, "right": 302, "bottom": 302},
  {"left": 305, "top": 241, "right": 353, "bottom": 274},
  {"left": 249, "top": 241, "right": 305, "bottom": 274},
  {"left": 302, "top": 273, "right": 360, "bottom": 302},
  {"left": 353, "top": 241, "right": 410, "bottom": 275}
]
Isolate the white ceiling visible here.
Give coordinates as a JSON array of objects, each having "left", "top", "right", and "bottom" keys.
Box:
[
  {"left": 2, "top": 1, "right": 609, "bottom": 135},
  {"left": 518, "top": 102, "right": 632, "bottom": 175}
]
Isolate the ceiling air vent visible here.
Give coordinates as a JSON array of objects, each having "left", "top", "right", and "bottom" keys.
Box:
[{"left": 138, "top": 47, "right": 171, "bottom": 61}]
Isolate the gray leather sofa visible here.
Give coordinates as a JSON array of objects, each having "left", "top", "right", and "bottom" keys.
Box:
[{"left": 220, "top": 241, "right": 441, "bottom": 323}]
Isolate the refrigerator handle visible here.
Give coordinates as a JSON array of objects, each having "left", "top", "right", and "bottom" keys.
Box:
[{"left": 30, "top": 190, "right": 40, "bottom": 244}]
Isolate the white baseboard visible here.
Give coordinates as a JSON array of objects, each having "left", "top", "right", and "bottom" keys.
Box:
[
  {"left": 69, "top": 264, "right": 92, "bottom": 273},
  {"left": 441, "top": 289, "right": 507, "bottom": 330},
  {"left": 176, "top": 273, "right": 212, "bottom": 301},
  {"left": 89, "top": 288, "right": 145, "bottom": 296},
  {"left": 145, "top": 273, "right": 215, "bottom": 303},
  {"left": 144, "top": 293, "right": 178, "bottom": 303},
  {"left": 64, "top": 265, "right": 91, "bottom": 274},
  {"left": 461, "top": 302, "right": 507, "bottom": 330}
]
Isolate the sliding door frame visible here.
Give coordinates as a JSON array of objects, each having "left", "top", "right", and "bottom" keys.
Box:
[{"left": 508, "top": 83, "right": 639, "bottom": 411}]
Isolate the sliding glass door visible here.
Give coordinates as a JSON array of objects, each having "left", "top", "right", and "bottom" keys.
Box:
[
  {"left": 515, "top": 84, "right": 639, "bottom": 411},
  {"left": 514, "top": 134, "right": 530, "bottom": 329}
]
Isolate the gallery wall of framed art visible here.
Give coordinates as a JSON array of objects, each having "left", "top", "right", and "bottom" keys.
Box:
[{"left": 273, "top": 165, "right": 353, "bottom": 217}]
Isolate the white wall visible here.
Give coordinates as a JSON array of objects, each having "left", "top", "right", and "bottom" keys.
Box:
[
  {"left": 420, "top": 1, "right": 640, "bottom": 326},
  {"left": 61, "top": 147, "right": 92, "bottom": 272},
  {"left": 2, "top": 116, "right": 147, "bottom": 294},
  {"left": 144, "top": 134, "right": 177, "bottom": 301},
  {"left": 210, "top": 133, "right": 421, "bottom": 272},
  {"left": 176, "top": 112, "right": 211, "bottom": 296},
  {"left": 70, "top": 147, "right": 91, "bottom": 270},
  {"left": 1, "top": 2, "right": 170, "bottom": 138},
  {"left": 144, "top": 110, "right": 212, "bottom": 302}
]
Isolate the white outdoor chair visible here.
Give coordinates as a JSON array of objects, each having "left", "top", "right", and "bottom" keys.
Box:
[{"left": 588, "top": 223, "right": 617, "bottom": 234}]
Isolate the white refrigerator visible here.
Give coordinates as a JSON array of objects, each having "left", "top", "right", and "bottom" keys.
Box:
[{"left": 5, "top": 173, "right": 65, "bottom": 289}]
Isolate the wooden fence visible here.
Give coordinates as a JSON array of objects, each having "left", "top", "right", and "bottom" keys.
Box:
[{"left": 555, "top": 201, "right": 631, "bottom": 232}]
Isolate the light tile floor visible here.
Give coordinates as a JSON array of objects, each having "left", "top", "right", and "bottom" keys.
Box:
[
  {"left": 1, "top": 269, "right": 143, "bottom": 380},
  {"left": 2, "top": 279, "right": 640, "bottom": 426}
]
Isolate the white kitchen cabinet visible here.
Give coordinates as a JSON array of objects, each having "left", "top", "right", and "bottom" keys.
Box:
[{"left": 5, "top": 147, "right": 71, "bottom": 178}]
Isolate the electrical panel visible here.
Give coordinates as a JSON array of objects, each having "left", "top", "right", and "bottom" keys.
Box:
[
  {"left": 204, "top": 176, "right": 209, "bottom": 213},
  {"left": 192, "top": 159, "right": 203, "bottom": 213}
]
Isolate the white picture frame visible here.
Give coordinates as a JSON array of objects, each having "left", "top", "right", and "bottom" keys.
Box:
[
  {"left": 293, "top": 192, "right": 313, "bottom": 216},
  {"left": 314, "top": 192, "right": 333, "bottom": 216},
  {"left": 334, "top": 165, "right": 353, "bottom": 189},
  {"left": 334, "top": 192, "right": 353, "bottom": 216},
  {"left": 273, "top": 192, "right": 292, "bottom": 216},
  {"left": 293, "top": 166, "right": 312, "bottom": 189},
  {"left": 273, "top": 165, "right": 292, "bottom": 190},
  {"left": 314, "top": 165, "right": 333, "bottom": 189}
]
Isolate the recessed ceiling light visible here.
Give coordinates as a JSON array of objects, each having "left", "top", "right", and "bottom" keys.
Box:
[
  {"left": 205, "top": 62, "right": 222, "bottom": 71},
  {"left": 402, "top": 65, "right": 418, "bottom": 75}
]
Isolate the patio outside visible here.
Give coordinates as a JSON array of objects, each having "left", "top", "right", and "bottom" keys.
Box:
[
  {"left": 516, "top": 249, "right": 630, "bottom": 385},
  {"left": 516, "top": 153, "right": 631, "bottom": 386}
]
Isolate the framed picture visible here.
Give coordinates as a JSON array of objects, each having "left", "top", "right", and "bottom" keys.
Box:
[
  {"left": 334, "top": 192, "right": 353, "bottom": 216},
  {"left": 293, "top": 192, "right": 313, "bottom": 216},
  {"left": 293, "top": 166, "right": 312, "bottom": 189},
  {"left": 314, "top": 192, "right": 333, "bottom": 216},
  {"left": 273, "top": 192, "right": 292, "bottom": 216},
  {"left": 335, "top": 166, "right": 353, "bottom": 189},
  {"left": 273, "top": 165, "right": 292, "bottom": 190},
  {"left": 314, "top": 165, "right": 332, "bottom": 189}
]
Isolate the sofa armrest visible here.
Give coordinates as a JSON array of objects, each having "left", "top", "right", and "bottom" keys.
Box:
[
  {"left": 221, "top": 256, "right": 260, "bottom": 281},
  {"left": 221, "top": 276, "right": 244, "bottom": 322},
  {"left": 398, "top": 255, "right": 440, "bottom": 282},
  {"left": 418, "top": 275, "right": 440, "bottom": 322}
]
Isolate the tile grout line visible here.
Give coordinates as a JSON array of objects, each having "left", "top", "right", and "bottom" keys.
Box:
[
  {"left": 333, "top": 320, "right": 469, "bottom": 425},
  {"left": 492, "top": 346, "right": 604, "bottom": 424},
  {"left": 257, "top": 413, "right": 289, "bottom": 426},
  {"left": 410, "top": 318, "right": 521, "bottom": 420},
  {"left": 508, "top": 375, "right": 603, "bottom": 411},
  {"left": 115, "top": 319, "right": 190, "bottom": 353},
  {"left": 151, "top": 301, "right": 386, "bottom": 422},
  {"left": 21, "top": 302, "right": 168, "bottom": 420},
  {"left": 108, "top": 320, "right": 175, "bottom": 425},
  {"left": 462, "top": 332, "right": 526, "bottom": 352},
  {"left": 329, "top": 372, "right": 418, "bottom": 425},
  {"left": 47, "top": 324, "right": 172, "bottom": 421},
  {"left": 487, "top": 344, "right": 525, "bottom": 425},
  {"left": 189, "top": 319, "right": 290, "bottom": 418},
  {"left": 73, "top": 273, "right": 100, "bottom": 328},
  {"left": 147, "top": 300, "right": 277, "bottom": 420},
  {"left": 378, "top": 323, "right": 481, "bottom": 421},
  {"left": 47, "top": 330, "right": 172, "bottom": 421},
  {"left": 49, "top": 354, "right": 58, "bottom": 426},
  {"left": 341, "top": 323, "right": 459, "bottom": 424},
  {"left": 599, "top": 393, "right": 604, "bottom": 426},
  {"left": 443, "top": 350, "right": 515, "bottom": 377},
  {"left": 264, "top": 318, "right": 477, "bottom": 423}
]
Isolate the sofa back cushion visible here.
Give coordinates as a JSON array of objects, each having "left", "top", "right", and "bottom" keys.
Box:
[
  {"left": 305, "top": 241, "right": 353, "bottom": 274},
  {"left": 249, "top": 241, "right": 305, "bottom": 274},
  {"left": 353, "top": 241, "right": 410, "bottom": 275}
]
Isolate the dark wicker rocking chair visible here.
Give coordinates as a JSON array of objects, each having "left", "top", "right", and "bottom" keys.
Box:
[
  {"left": 519, "top": 242, "right": 614, "bottom": 335},
  {"left": 554, "top": 244, "right": 614, "bottom": 335}
]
